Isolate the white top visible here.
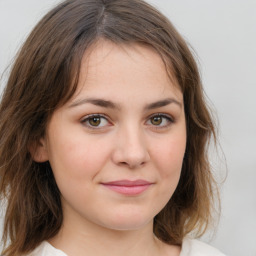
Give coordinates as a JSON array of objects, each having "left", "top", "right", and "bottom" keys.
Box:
[
  {"left": 27, "top": 238, "right": 226, "bottom": 256},
  {"left": 180, "top": 238, "right": 226, "bottom": 256}
]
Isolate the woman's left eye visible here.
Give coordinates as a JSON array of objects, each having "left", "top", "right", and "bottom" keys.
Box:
[
  {"left": 81, "top": 115, "right": 110, "bottom": 129},
  {"left": 146, "top": 114, "right": 174, "bottom": 128}
]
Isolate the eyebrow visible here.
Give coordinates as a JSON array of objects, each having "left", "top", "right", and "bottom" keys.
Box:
[
  {"left": 69, "top": 98, "right": 120, "bottom": 109},
  {"left": 68, "top": 97, "right": 182, "bottom": 110},
  {"left": 145, "top": 98, "right": 182, "bottom": 110}
]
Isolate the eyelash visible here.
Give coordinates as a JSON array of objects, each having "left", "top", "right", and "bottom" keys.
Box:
[
  {"left": 81, "top": 114, "right": 111, "bottom": 129},
  {"left": 80, "top": 113, "right": 174, "bottom": 130},
  {"left": 146, "top": 113, "right": 174, "bottom": 129}
]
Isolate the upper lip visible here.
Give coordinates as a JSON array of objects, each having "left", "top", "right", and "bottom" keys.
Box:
[{"left": 101, "top": 179, "right": 153, "bottom": 186}]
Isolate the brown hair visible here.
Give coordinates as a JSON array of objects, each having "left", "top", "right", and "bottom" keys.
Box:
[{"left": 0, "top": 0, "right": 218, "bottom": 255}]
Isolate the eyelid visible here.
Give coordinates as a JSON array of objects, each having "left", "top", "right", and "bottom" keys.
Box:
[
  {"left": 80, "top": 114, "right": 112, "bottom": 129},
  {"left": 150, "top": 112, "right": 174, "bottom": 120},
  {"left": 145, "top": 113, "right": 174, "bottom": 128},
  {"left": 80, "top": 112, "right": 174, "bottom": 130}
]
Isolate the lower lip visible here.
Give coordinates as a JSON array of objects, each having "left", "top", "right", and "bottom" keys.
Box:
[{"left": 102, "top": 184, "right": 151, "bottom": 195}]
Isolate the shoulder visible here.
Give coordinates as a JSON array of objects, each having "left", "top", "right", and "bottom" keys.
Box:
[
  {"left": 26, "top": 241, "right": 67, "bottom": 256},
  {"left": 180, "top": 238, "right": 226, "bottom": 256}
]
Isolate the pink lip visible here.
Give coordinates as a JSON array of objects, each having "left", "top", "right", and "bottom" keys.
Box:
[{"left": 101, "top": 179, "right": 153, "bottom": 195}]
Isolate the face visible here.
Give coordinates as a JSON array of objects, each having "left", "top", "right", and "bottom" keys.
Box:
[{"left": 35, "top": 41, "right": 186, "bottom": 231}]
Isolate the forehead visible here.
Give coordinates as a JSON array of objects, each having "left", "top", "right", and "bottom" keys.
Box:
[{"left": 73, "top": 40, "right": 182, "bottom": 102}]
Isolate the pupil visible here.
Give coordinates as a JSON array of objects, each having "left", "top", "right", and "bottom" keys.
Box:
[
  {"left": 89, "top": 117, "right": 100, "bottom": 126},
  {"left": 152, "top": 116, "right": 162, "bottom": 125}
]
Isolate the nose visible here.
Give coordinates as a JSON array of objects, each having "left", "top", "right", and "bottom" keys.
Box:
[{"left": 112, "top": 126, "right": 150, "bottom": 169}]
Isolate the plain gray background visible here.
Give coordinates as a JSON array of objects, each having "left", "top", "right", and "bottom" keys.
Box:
[{"left": 0, "top": 1, "right": 255, "bottom": 255}]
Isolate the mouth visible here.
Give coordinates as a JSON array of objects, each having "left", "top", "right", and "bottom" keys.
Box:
[{"left": 100, "top": 179, "right": 153, "bottom": 196}]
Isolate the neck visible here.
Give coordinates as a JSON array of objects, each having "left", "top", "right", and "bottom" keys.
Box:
[
  {"left": 49, "top": 213, "right": 165, "bottom": 256},
  {"left": 48, "top": 202, "right": 181, "bottom": 256}
]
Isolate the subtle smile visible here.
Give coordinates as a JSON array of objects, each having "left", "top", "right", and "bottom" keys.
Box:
[{"left": 100, "top": 180, "right": 153, "bottom": 196}]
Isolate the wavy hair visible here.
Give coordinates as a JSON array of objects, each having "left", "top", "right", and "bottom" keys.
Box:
[{"left": 0, "top": 0, "right": 218, "bottom": 255}]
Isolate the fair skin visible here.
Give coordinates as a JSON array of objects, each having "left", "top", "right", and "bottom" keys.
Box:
[{"left": 33, "top": 40, "right": 186, "bottom": 256}]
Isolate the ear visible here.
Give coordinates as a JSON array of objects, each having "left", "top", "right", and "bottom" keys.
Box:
[{"left": 29, "top": 138, "right": 49, "bottom": 163}]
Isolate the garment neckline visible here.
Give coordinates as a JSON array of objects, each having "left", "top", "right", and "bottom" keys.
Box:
[
  {"left": 42, "top": 241, "right": 68, "bottom": 255},
  {"left": 42, "top": 239, "right": 189, "bottom": 256}
]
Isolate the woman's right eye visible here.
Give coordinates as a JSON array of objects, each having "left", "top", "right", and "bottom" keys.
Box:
[{"left": 81, "top": 115, "right": 111, "bottom": 129}]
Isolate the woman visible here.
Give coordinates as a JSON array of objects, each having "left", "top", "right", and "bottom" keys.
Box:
[{"left": 0, "top": 0, "right": 225, "bottom": 255}]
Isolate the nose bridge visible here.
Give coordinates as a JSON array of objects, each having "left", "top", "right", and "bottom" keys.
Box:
[{"left": 112, "top": 122, "right": 150, "bottom": 168}]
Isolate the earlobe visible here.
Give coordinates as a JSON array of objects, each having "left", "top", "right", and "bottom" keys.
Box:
[{"left": 29, "top": 138, "right": 49, "bottom": 163}]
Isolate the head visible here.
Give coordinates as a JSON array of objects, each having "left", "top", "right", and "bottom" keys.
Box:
[{"left": 0, "top": 0, "right": 217, "bottom": 255}]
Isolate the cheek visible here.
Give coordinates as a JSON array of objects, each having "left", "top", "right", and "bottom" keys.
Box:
[
  {"left": 47, "top": 133, "right": 113, "bottom": 186},
  {"left": 49, "top": 137, "right": 113, "bottom": 204},
  {"left": 147, "top": 134, "right": 186, "bottom": 214},
  {"left": 152, "top": 135, "right": 186, "bottom": 179}
]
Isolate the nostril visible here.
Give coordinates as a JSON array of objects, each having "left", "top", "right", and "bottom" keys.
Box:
[
  {"left": 118, "top": 159, "right": 147, "bottom": 169},
  {"left": 111, "top": 132, "right": 150, "bottom": 168}
]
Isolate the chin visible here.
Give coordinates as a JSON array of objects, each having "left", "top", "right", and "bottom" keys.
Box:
[{"left": 97, "top": 211, "right": 154, "bottom": 231}]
